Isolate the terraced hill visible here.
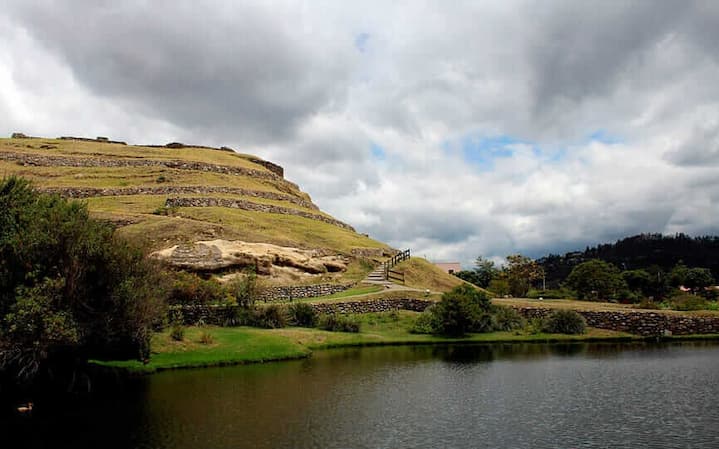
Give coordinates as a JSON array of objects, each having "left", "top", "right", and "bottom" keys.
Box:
[{"left": 0, "top": 135, "right": 391, "bottom": 284}]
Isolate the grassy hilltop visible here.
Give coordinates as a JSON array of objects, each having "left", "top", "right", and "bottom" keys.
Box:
[{"left": 0, "top": 136, "right": 391, "bottom": 281}]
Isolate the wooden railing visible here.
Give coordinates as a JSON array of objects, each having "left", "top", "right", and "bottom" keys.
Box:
[{"left": 384, "top": 249, "right": 410, "bottom": 282}]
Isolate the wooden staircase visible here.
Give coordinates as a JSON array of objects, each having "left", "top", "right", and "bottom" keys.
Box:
[{"left": 363, "top": 249, "right": 411, "bottom": 286}]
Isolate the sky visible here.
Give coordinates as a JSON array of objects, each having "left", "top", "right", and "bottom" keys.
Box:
[{"left": 2, "top": 0, "right": 719, "bottom": 267}]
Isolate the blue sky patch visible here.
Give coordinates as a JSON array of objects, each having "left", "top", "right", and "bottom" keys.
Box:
[
  {"left": 371, "top": 143, "right": 386, "bottom": 160},
  {"left": 458, "top": 134, "right": 522, "bottom": 171},
  {"left": 588, "top": 129, "right": 624, "bottom": 145},
  {"left": 355, "top": 33, "right": 370, "bottom": 53}
]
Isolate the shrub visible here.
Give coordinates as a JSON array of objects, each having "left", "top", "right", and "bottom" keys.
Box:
[
  {"left": 492, "top": 306, "right": 525, "bottom": 331},
  {"left": 252, "top": 305, "right": 287, "bottom": 329},
  {"left": 318, "top": 314, "right": 360, "bottom": 333},
  {"left": 287, "top": 302, "right": 318, "bottom": 327},
  {"left": 170, "top": 325, "right": 185, "bottom": 341},
  {"left": 225, "top": 269, "right": 262, "bottom": 308},
  {"left": 526, "top": 317, "right": 547, "bottom": 335},
  {"left": 198, "top": 331, "right": 214, "bottom": 345},
  {"left": 409, "top": 309, "right": 437, "bottom": 334},
  {"left": 670, "top": 293, "right": 709, "bottom": 311},
  {"left": 543, "top": 310, "right": 586, "bottom": 334},
  {"left": 168, "top": 272, "right": 225, "bottom": 305},
  {"left": 431, "top": 284, "right": 492, "bottom": 336}
]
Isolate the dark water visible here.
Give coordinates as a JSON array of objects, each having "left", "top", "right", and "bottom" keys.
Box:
[{"left": 5, "top": 342, "right": 719, "bottom": 448}]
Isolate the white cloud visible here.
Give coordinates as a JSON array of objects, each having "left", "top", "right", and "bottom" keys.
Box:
[{"left": 2, "top": 0, "right": 719, "bottom": 267}]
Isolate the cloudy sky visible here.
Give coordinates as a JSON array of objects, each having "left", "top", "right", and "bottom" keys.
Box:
[{"left": 2, "top": 1, "right": 719, "bottom": 266}]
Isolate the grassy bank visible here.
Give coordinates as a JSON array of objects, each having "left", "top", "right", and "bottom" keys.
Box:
[{"left": 95, "top": 311, "right": 649, "bottom": 374}]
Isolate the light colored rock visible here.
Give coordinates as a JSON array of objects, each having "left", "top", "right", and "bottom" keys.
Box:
[{"left": 151, "top": 239, "right": 349, "bottom": 275}]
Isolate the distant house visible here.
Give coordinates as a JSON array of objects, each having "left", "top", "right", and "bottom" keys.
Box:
[{"left": 435, "top": 262, "right": 461, "bottom": 275}]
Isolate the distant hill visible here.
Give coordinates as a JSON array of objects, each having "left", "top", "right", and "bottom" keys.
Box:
[
  {"left": 538, "top": 233, "right": 719, "bottom": 287},
  {"left": 0, "top": 135, "right": 391, "bottom": 284}
]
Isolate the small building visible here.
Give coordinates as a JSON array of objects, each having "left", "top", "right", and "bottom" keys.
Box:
[{"left": 435, "top": 262, "right": 461, "bottom": 274}]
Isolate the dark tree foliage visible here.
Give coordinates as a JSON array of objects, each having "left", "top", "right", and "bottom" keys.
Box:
[
  {"left": 565, "top": 259, "right": 627, "bottom": 301},
  {"left": 432, "top": 284, "right": 492, "bottom": 336},
  {"left": 0, "top": 177, "right": 167, "bottom": 389},
  {"left": 538, "top": 233, "right": 719, "bottom": 288}
]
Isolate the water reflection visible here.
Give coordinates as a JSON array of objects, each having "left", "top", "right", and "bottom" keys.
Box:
[{"left": 7, "top": 341, "right": 719, "bottom": 449}]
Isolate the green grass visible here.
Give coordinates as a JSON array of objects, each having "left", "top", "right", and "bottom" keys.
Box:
[
  {"left": 96, "top": 311, "right": 645, "bottom": 374},
  {"left": 2, "top": 137, "right": 383, "bottom": 261},
  {"left": 4, "top": 138, "right": 269, "bottom": 170},
  {"left": 392, "top": 257, "right": 486, "bottom": 293}
]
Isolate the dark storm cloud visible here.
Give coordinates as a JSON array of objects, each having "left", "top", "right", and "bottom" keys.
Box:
[
  {"left": 3, "top": 0, "right": 719, "bottom": 266},
  {"left": 528, "top": 1, "right": 682, "bottom": 113},
  {"left": 6, "top": 0, "right": 352, "bottom": 143}
]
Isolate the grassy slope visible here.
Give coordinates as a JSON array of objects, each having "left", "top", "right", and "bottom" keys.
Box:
[
  {"left": 96, "top": 311, "right": 642, "bottom": 374},
  {"left": 392, "top": 257, "right": 480, "bottom": 293},
  {"left": 0, "top": 137, "right": 388, "bottom": 254}
]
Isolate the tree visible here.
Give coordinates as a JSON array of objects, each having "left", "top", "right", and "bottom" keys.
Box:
[
  {"left": 431, "top": 284, "right": 491, "bottom": 336},
  {"left": 473, "top": 256, "right": 499, "bottom": 288},
  {"left": 0, "top": 177, "right": 167, "bottom": 389},
  {"left": 621, "top": 269, "right": 652, "bottom": 297},
  {"left": 670, "top": 263, "right": 714, "bottom": 294},
  {"left": 504, "top": 254, "right": 544, "bottom": 297},
  {"left": 565, "top": 259, "right": 627, "bottom": 301}
]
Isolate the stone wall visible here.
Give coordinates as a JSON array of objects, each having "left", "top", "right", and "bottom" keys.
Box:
[
  {"left": 258, "top": 283, "right": 354, "bottom": 302},
  {"left": 170, "top": 296, "right": 433, "bottom": 325},
  {"left": 41, "top": 185, "right": 318, "bottom": 210},
  {"left": 511, "top": 306, "right": 719, "bottom": 336},
  {"left": 310, "top": 298, "right": 433, "bottom": 314},
  {"left": 165, "top": 197, "right": 355, "bottom": 231},
  {"left": 0, "top": 152, "right": 299, "bottom": 191},
  {"left": 247, "top": 158, "right": 284, "bottom": 177}
]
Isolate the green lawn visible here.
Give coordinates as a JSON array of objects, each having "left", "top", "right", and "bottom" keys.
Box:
[{"left": 96, "top": 311, "right": 645, "bottom": 374}]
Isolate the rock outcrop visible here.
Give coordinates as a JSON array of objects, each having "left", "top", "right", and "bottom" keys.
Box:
[{"left": 152, "top": 239, "right": 349, "bottom": 275}]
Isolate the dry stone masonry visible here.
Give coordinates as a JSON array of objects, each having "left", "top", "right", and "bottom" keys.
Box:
[
  {"left": 511, "top": 306, "right": 719, "bottom": 336},
  {"left": 41, "top": 186, "right": 318, "bottom": 210},
  {"left": 0, "top": 152, "right": 299, "bottom": 191},
  {"left": 165, "top": 197, "right": 356, "bottom": 231},
  {"left": 258, "top": 283, "right": 354, "bottom": 302}
]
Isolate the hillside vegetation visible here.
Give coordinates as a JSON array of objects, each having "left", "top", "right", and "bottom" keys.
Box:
[
  {"left": 392, "top": 257, "right": 469, "bottom": 292},
  {"left": 0, "top": 136, "right": 390, "bottom": 283}
]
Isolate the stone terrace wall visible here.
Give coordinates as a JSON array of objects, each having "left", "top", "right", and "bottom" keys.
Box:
[
  {"left": 511, "top": 306, "right": 719, "bottom": 336},
  {"left": 258, "top": 283, "right": 354, "bottom": 302},
  {"left": 41, "top": 186, "right": 318, "bottom": 210},
  {"left": 165, "top": 197, "right": 355, "bottom": 231},
  {"left": 171, "top": 296, "right": 434, "bottom": 326},
  {"left": 310, "top": 298, "right": 433, "bottom": 315},
  {"left": 0, "top": 152, "right": 299, "bottom": 191}
]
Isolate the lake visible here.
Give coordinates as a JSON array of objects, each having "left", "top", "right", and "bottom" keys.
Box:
[{"left": 7, "top": 341, "right": 719, "bottom": 448}]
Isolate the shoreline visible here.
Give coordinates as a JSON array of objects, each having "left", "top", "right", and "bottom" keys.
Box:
[{"left": 93, "top": 321, "right": 719, "bottom": 375}]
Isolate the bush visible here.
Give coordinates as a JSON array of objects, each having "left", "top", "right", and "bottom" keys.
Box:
[
  {"left": 287, "top": 302, "right": 318, "bottom": 327},
  {"left": 198, "top": 331, "right": 214, "bottom": 345},
  {"left": 409, "top": 309, "right": 438, "bottom": 334},
  {"left": 526, "top": 317, "right": 547, "bottom": 335},
  {"left": 543, "top": 310, "right": 586, "bottom": 334},
  {"left": 225, "top": 269, "right": 262, "bottom": 308},
  {"left": 170, "top": 325, "right": 185, "bottom": 341},
  {"left": 318, "top": 314, "right": 360, "bottom": 333},
  {"left": 492, "top": 306, "right": 525, "bottom": 331},
  {"left": 252, "top": 305, "right": 287, "bottom": 329},
  {"left": 168, "top": 272, "right": 225, "bottom": 305},
  {"left": 670, "top": 293, "right": 709, "bottom": 311},
  {"left": 432, "top": 284, "right": 492, "bottom": 336}
]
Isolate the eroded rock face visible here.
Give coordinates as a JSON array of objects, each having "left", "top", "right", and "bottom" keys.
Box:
[{"left": 152, "top": 239, "right": 348, "bottom": 275}]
